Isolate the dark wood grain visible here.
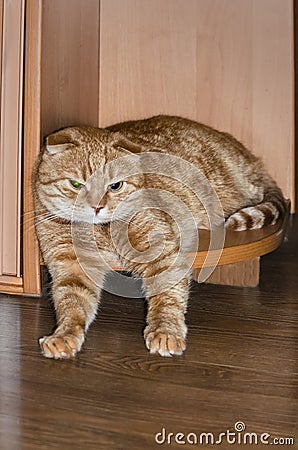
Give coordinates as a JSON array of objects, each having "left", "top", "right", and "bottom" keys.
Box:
[{"left": 0, "top": 216, "right": 297, "bottom": 449}]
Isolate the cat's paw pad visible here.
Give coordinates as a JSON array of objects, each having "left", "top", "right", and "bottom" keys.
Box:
[
  {"left": 39, "top": 333, "right": 83, "bottom": 359},
  {"left": 145, "top": 330, "right": 186, "bottom": 357}
]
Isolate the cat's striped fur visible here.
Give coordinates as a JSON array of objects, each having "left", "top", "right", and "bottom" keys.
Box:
[
  {"left": 33, "top": 115, "right": 286, "bottom": 359},
  {"left": 225, "top": 186, "right": 286, "bottom": 231}
]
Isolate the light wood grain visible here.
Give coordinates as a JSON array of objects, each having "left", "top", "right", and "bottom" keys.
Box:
[
  {"left": 0, "top": 0, "right": 24, "bottom": 277},
  {"left": 251, "top": 0, "right": 294, "bottom": 209},
  {"left": 190, "top": 222, "right": 287, "bottom": 269},
  {"left": 22, "top": 0, "right": 43, "bottom": 296},
  {"left": 0, "top": 1, "right": 2, "bottom": 123},
  {"left": 41, "top": 0, "right": 100, "bottom": 137},
  {"left": 195, "top": 258, "right": 260, "bottom": 287},
  {"left": 34, "top": 0, "right": 295, "bottom": 295},
  {"left": 0, "top": 0, "right": 3, "bottom": 280},
  {"left": 99, "top": 0, "right": 201, "bottom": 126},
  {"left": 0, "top": 275, "right": 23, "bottom": 295},
  {"left": 99, "top": 0, "right": 294, "bottom": 207}
]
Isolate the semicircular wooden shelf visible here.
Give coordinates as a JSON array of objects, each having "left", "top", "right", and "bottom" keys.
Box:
[{"left": 190, "top": 204, "right": 289, "bottom": 269}]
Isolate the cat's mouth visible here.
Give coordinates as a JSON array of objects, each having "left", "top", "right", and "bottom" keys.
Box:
[
  {"left": 63, "top": 205, "right": 112, "bottom": 225},
  {"left": 92, "top": 206, "right": 111, "bottom": 224},
  {"left": 71, "top": 213, "right": 111, "bottom": 225},
  {"left": 93, "top": 215, "right": 111, "bottom": 225}
]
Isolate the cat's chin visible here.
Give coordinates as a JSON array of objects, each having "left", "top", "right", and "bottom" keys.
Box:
[
  {"left": 71, "top": 217, "right": 111, "bottom": 225},
  {"left": 94, "top": 217, "right": 111, "bottom": 225}
]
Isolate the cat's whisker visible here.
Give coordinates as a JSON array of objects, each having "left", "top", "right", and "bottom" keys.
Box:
[
  {"left": 23, "top": 216, "right": 48, "bottom": 228},
  {"left": 32, "top": 115, "right": 286, "bottom": 360},
  {"left": 24, "top": 216, "right": 57, "bottom": 233},
  {"left": 23, "top": 212, "right": 72, "bottom": 229},
  {"left": 22, "top": 210, "right": 36, "bottom": 216},
  {"left": 23, "top": 211, "right": 55, "bottom": 225},
  {"left": 25, "top": 223, "right": 41, "bottom": 233},
  {"left": 33, "top": 212, "right": 62, "bottom": 227}
]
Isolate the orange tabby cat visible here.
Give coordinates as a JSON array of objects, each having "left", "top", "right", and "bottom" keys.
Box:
[{"left": 33, "top": 116, "right": 286, "bottom": 359}]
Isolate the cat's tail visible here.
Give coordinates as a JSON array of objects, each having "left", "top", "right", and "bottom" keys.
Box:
[{"left": 225, "top": 185, "right": 287, "bottom": 231}]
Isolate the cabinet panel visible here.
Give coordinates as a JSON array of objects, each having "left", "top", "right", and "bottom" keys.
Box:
[
  {"left": 22, "top": 0, "right": 42, "bottom": 295},
  {"left": 0, "top": 0, "right": 24, "bottom": 277},
  {"left": 99, "top": 0, "right": 294, "bottom": 207},
  {"left": 0, "top": 0, "right": 42, "bottom": 296},
  {"left": 41, "top": 0, "right": 294, "bottom": 206},
  {"left": 251, "top": 0, "right": 294, "bottom": 200},
  {"left": 41, "top": 0, "right": 100, "bottom": 137},
  {"left": 27, "top": 0, "right": 294, "bottom": 297}
]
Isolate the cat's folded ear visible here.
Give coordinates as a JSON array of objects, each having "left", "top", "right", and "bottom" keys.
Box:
[
  {"left": 114, "top": 133, "right": 143, "bottom": 154},
  {"left": 45, "top": 128, "right": 78, "bottom": 155}
]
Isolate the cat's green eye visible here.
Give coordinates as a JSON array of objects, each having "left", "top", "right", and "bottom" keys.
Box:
[
  {"left": 69, "top": 180, "right": 83, "bottom": 189},
  {"left": 108, "top": 181, "right": 124, "bottom": 192}
]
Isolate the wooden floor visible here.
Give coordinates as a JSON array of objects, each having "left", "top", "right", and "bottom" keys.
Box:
[{"left": 0, "top": 218, "right": 297, "bottom": 450}]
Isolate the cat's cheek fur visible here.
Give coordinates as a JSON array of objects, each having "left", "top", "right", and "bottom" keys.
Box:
[{"left": 34, "top": 116, "right": 287, "bottom": 359}]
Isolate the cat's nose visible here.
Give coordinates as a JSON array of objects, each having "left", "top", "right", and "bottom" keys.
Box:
[{"left": 92, "top": 206, "right": 104, "bottom": 215}]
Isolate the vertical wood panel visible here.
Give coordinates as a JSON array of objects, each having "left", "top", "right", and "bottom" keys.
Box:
[
  {"left": 0, "top": 1, "right": 2, "bottom": 112},
  {"left": 99, "top": 0, "right": 253, "bottom": 138},
  {"left": 0, "top": 0, "right": 3, "bottom": 278},
  {"left": 22, "top": 0, "right": 42, "bottom": 296},
  {"left": 41, "top": 0, "right": 100, "bottom": 137},
  {"left": 0, "top": 0, "right": 24, "bottom": 276},
  {"left": 252, "top": 0, "right": 294, "bottom": 206},
  {"left": 193, "top": 0, "right": 253, "bottom": 147},
  {"left": 99, "top": 0, "right": 294, "bottom": 207},
  {"left": 202, "top": 258, "right": 260, "bottom": 287},
  {"left": 99, "top": 0, "right": 200, "bottom": 126}
]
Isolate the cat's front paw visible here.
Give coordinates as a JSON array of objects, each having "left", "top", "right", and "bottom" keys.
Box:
[
  {"left": 39, "top": 329, "right": 84, "bottom": 359},
  {"left": 144, "top": 328, "right": 186, "bottom": 357}
]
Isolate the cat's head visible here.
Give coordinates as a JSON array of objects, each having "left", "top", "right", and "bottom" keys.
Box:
[{"left": 34, "top": 127, "right": 144, "bottom": 224}]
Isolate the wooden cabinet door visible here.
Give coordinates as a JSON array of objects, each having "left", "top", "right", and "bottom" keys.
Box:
[
  {"left": 0, "top": 0, "right": 24, "bottom": 293},
  {"left": 0, "top": 0, "right": 293, "bottom": 296},
  {"left": 99, "top": 0, "right": 294, "bottom": 206},
  {"left": 0, "top": 0, "right": 41, "bottom": 296},
  {"left": 41, "top": 0, "right": 294, "bottom": 206},
  {"left": 38, "top": 0, "right": 294, "bottom": 296}
]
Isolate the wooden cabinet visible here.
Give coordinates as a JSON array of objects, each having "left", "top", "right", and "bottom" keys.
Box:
[
  {"left": 0, "top": 0, "right": 294, "bottom": 296},
  {"left": 42, "top": 0, "right": 295, "bottom": 202},
  {"left": 0, "top": 0, "right": 24, "bottom": 291},
  {"left": 0, "top": 0, "right": 41, "bottom": 295}
]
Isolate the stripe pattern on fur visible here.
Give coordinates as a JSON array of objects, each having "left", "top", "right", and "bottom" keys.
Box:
[{"left": 225, "top": 188, "right": 287, "bottom": 231}]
